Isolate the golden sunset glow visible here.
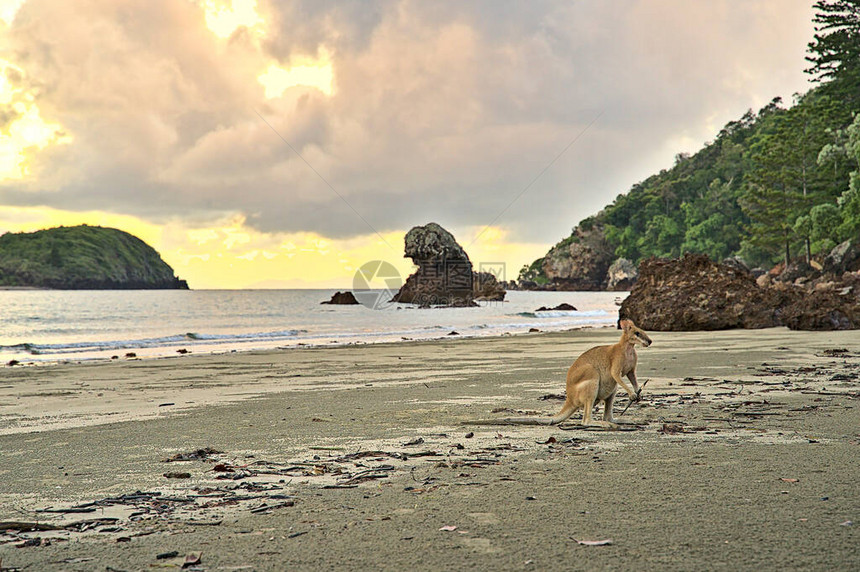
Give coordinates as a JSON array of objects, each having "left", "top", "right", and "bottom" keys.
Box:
[
  {"left": 0, "top": 0, "right": 25, "bottom": 26},
  {"left": 462, "top": 226, "right": 549, "bottom": 282},
  {"left": 0, "top": 61, "right": 70, "bottom": 181},
  {"left": 258, "top": 49, "right": 335, "bottom": 97},
  {"left": 0, "top": 207, "right": 545, "bottom": 290},
  {"left": 0, "top": 209, "right": 420, "bottom": 290},
  {"left": 168, "top": 216, "right": 413, "bottom": 289},
  {"left": 200, "top": 0, "right": 264, "bottom": 39}
]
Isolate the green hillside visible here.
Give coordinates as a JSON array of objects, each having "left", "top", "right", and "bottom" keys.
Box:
[
  {"left": 0, "top": 225, "right": 188, "bottom": 290},
  {"left": 522, "top": 0, "right": 860, "bottom": 283}
]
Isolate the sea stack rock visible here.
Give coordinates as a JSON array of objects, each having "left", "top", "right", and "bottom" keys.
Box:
[
  {"left": 391, "top": 223, "right": 505, "bottom": 307},
  {"left": 321, "top": 291, "right": 360, "bottom": 305}
]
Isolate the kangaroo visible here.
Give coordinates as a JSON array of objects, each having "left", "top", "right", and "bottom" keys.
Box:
[
  {"left": 547, "top": 319, "right": 651, "bottom": 428},
  {"left": 462, "top": 319, "right": 652, "bottom": 429}
]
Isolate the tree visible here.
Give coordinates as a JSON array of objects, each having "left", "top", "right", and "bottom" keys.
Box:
[
  {"left": 518, "top": 257, "right": 547, "bottom": 284},
  {"left": 527, "top": 4, "right": 858, "bottom": 278},
  {"left": 837, "top": 113, "right": 860, "bottom": 237},
  {"left": 741, "top": 105, "right": 808, "bottom": 266},
  {"left": 681, "top": 179, "right": 744, "bottom": 260},
  {"left": 639, "top": 215, "right": 683, "bottom": 258},
  {"left": 784, "top": 93, "right": 845, "bottom": 261},
  {"left": 807, "top": 0, "right": 860, "bottom": 105},
  {"left": 810, "top": 203, "right": 843, "bottom": 251}
]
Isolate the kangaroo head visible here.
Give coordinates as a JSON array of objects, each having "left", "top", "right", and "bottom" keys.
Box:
[{"left": 619, "top": 319, "right": 652, "bottom": 348}]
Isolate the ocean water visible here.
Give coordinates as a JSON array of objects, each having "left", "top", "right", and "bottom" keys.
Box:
[{"left": 0, "top": 289, "right": 626, "bottom": 364}]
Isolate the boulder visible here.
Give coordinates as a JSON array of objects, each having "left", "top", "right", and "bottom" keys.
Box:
[
  {"left": 774, "top": 260, "right": 820, "bottom": 284},
  {"left": 823, "top": 240, "right": 860, "bottom": 275},
  {"left": 473, "top": 272, "right": 507, "bottom": 301},
  {"left": 606, "top": 258, "right": 638, "bottom": 291},
  {"left": 619, "top": 254, "right": 799, "bottom": 331},
  {"left": 321, "top": 291, "right": 359, "bottom": 305},
  {"left": 779, "top": 286, "right": 859, "bottom": 330},
  {"left": 782, "top": 269, "right": 860, "bottom": 330},
  {"left": 541, "top": 226, "right": 614, "bottom": 291},
  {"left": 620, "top": 253, "right": 860, "bottom": 331},
  {"left": 535, "top": 303, "right": 578, "bottom": 312},
  {"left": 721, "top": 256, "right": 750, "bottom": 274},
  {"left": 391, "top": 223, "right": 505, "bottom": 307}
]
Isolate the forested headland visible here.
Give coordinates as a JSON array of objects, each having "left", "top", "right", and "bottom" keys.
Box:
[
  {"left": 0, "top": 225, "right": 188, "bottom": 290},
  {"left": 521, "top": 0, "right": 860, "bottom": 286}
]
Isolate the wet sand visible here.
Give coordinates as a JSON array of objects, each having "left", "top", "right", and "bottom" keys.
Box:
[{"left": 1, "top": 327, "right": 858, "bottom": 571}]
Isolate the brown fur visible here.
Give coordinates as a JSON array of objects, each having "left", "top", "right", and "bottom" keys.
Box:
[
  {"left": 547, "top": 319, "right": 652, "bottom": 427},
  {"left": 460, "top": 321, "right": 652, "bottom": 428}
]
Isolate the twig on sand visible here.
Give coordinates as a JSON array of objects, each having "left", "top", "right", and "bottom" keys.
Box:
[
  {"left": 619, "top": 379, "right": 649, "bottom": 417},
  {"left": 460, "top": 418, "right": 550, "bottom": 427}
]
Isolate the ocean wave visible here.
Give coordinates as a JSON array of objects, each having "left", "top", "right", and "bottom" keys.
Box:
[
  {"left": 185, "top": 329, "right": 305, "bottom": 341},
  {"left": 0, "top": 290, "right": 622, "bottom": 362},
  {"left": 513, "top": 309, "right": 610, "bottom": 319},
  {"left": 0, "top": 342, "right": 41, "bottom": 355},
  {"left": 534, "top": 309, "right": 610, "bottom": 319},
  {"left": 3, "top": 329, "right": 306, "bottom": 356}
]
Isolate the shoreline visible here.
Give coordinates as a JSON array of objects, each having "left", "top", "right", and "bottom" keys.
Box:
[
  {"left": 0, "top": 290, "right": 623, "bottom": 365},
  {"left": 1, "top": 327, "right": 858, "bottom": 570},
  {"left": 0, "top": 326, "right": 616, "bottom": 436},
  {"left": 2, "top": 319, "right": 617, "bottom": 367}
]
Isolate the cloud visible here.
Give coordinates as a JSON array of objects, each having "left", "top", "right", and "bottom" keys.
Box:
[{"left": 0, "top": 0, "right": 815, "bottom": 246}]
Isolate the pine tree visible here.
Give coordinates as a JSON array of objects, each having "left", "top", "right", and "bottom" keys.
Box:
[
  {"left": 806, "top": 0, "right": 860, "bottom": 105},
  {"left": 741, "top": 106, "right": 806, "bottom": 266}
]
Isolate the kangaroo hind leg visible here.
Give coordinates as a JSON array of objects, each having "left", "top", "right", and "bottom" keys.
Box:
[
  {"left": 602, "top": 388, "right": 619, "bottom": 428},
  {"left": 577, "top": 375, "right": 614, "bottom": 428}
]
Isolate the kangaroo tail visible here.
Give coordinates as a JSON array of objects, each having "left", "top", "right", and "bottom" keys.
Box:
[{"left": 547, "top": 401, "right": 577, "bottom": 426}]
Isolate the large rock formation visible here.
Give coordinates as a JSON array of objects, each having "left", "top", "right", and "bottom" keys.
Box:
[
  {"left": 606, "top": 258, "right": 638, "bottom": 291},
  {"left": 779, "top": 279, "right": 860, "bottom": 330},
  {"left": 473, "top": 271, "right": 507, "bottom": 301},
  {"left": 619, "top": 254, "right": 798, "bottom": 330},
  {"left": 391, "top": 223, "right": 506, "bottom": 307},
  {"left": 540, "top": 225, "right": 614, "bottom": 291},
  {"left": 321, "top": 291, "right": 359, "bottom": 305},
  {"left": 620, "top": 253, "right": 860, "bottom": 331}
]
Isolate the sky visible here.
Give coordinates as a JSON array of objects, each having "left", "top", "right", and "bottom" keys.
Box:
[{"left": 0, "top": 0, "right": 816, "bottom": 289}]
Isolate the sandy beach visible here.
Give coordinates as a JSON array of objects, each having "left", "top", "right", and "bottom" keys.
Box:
[{"left": 1, "top": 327, "right": 858, "bottom": 571}]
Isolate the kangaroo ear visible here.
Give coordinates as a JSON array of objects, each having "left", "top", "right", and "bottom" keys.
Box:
[{"left": 619, "top": 319, "right": 632, "bottom": 330}]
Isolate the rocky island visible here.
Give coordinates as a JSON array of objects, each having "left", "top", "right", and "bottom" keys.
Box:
[
  {"left": 391, "top": 222, "right": 506, "bottom": 307},
  {"left": 0, "top": 225, "right": 188, "bottom": 289}
]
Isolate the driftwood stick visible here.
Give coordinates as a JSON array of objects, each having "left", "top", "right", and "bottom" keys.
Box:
[
  {"left": 0, "top": 521, "right": 65, "bottom": 532},
  {"left": 460, "top": 418, "right": 550, "bottom": 426},
  {"left": 619, "top": 379, "right": 649, "bottom": 417}
]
